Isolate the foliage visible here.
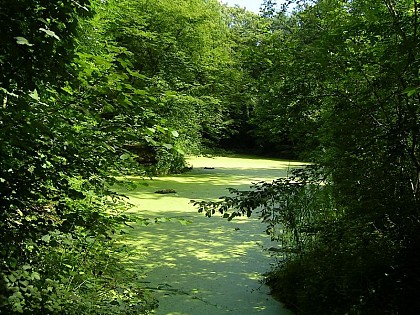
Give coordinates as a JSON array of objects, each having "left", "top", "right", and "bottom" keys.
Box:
[
  {"left": 195, "top": 0, "right": 420, "bottom": 313},
  {"left": 193, "top": 166, "right": 338, "bottom": 258},
  {"left": 90, "top": 0, "right": 240, "bottom": 152},
  {"left": 5, "top": 0, "right": 419, "bottom": 313},
  {"left": 0, "top": 0, "right": 155, "bottom": 313},
  {"left": 0, "top": 0, "right": 254, "bottom": 313},
  {"left": 0, "top": 0, "right": 92, "bottom": 89}
]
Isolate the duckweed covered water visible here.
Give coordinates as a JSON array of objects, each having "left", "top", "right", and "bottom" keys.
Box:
[{"left": 116, "top": 156, "right": 301, "bottom": 315}]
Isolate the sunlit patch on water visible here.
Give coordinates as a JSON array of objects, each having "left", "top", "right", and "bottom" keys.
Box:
[{"left": 114, "top": 155, "right": 298, "bottom": 314}]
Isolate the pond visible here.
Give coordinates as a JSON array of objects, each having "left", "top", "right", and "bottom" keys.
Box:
[{"left": 117, "top": 155, "right": 302, "bottom": 315}]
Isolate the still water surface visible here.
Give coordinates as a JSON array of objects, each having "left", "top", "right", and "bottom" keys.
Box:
[{"left": 118, "top": 156, "right": 302, "bottom": 315}]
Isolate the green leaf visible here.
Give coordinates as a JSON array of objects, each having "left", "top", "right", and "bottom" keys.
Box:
[
  {"left": 134, "top": 89, "right": 147, "bottom": 95},
  {"left": 120, "top": 153, "right": 132, "bottom": 160},
  {"left": 145, "top": 127, "right": 156, "bottom": 135},
  {"left": 403, "top": 86, "right": 419, "bottom": 97},
  {"left": 37, "top": 18, "right": 48, "bottom": 24},
  {"left": 8, "top": 274, "right": 17, "bottom": 283},
  {"left": 164, "top": 90, "right": 177, "bottom": 97},
  {"left": 13, "top": 301, "right": 23, "bottom": 313},
  {"left": 156, "top": 125, "right": 167, "bottom": 133},
  {"left": 14, "top": 36, "right": 33, "bottom": 46},
  {"left": 29, "top": 89, "right": 40, "bottom": 101},
  {"left": 175, "top": 147, "right": 185, "bottom": 155},
  {"left": 39, "top": 28, "right": 60, "bottom": 40},
  {"left": 31, "top": 272, "right": 41, "bottom": 280},
  {"left": 22, "top": 264, "right": 31, "bottom": 270},
  {"left": 171, "top": 130, "right": 179, "bottom": 137},
  {"left": 144, "top": 136, "right": 158, "bottom": 146},
  {"left": 28, "top": 165, "right": 35, "bottom": 174},
  {"left": 162, "top": 143, "right": 173, "bottom": 150},
  {"left": 61, "top": 85, "right": 74, "bottom": 95},
  {"left": 41, "top": 234, "right": 51, "bottom": 243}
]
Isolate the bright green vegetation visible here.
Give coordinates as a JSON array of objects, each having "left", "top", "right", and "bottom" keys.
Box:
[
  {"left": 1, "top": 0, "right": 419, "bottom": 314},
  {"left": 113, "top": 156, "right": 297, "bottom": 314}
]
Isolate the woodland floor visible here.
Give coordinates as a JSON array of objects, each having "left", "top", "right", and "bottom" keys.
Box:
[{"left": 115, "top": 155, "right": 303, "bottom": 315}]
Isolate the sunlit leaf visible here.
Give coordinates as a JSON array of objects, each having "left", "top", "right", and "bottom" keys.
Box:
[
  {"left": 403, "top": 86, "right": 419, "bottom": 97},
  {"left": 29, "top": 89, "right": 40, "bottom": 101},
  {"left": 31, "top": 272, "right": 41, "bottom": 280},
  {"left": 175, "top": 147, "right": 185, "bottom": 155},
  {"left": 145, "top": 127, "right": 156, "bottom": 135},
  {"left": 41, "top": 234, "right": 51, "bottom": 243},
  {"left": 164, "top": 90, "right": 177, "bottom": 97},
  {"left": 39, "top": 28, "right": 60, "bottom": 40},
  {"left": 134, "top": 89, "right": 147, "bottom": 95},
  {"left": 61, "top": 85, "right": 74, "bottom": 95},
  {"left": 14, "top": 37, "right": 33, "bottom": 46}
]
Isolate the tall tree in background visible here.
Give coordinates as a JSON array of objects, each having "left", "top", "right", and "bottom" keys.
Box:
[
  {"left": 215, "top": 6, "right": 265, "bottom": 149},
  {"left": 86, "top": 0, "right": 241, "bottom": 152},
  {"left": 260, "top": 0, "right": 277, "bottom": 17}
]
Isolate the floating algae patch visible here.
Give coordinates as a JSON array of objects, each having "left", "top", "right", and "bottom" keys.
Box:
[{"left": 115, "top": 156, "right": 299, "bottom": 314}]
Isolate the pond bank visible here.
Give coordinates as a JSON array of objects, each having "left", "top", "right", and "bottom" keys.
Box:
[{"left": 118, "top": 156, "right": 301, "bottom": 314}]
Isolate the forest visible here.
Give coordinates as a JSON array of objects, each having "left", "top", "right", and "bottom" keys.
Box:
[{"left": 0, "top": 0, "right": 419, "bottom": 314}]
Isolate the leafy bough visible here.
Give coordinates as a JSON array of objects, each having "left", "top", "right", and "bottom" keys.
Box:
[{"left": 192, "top": 166, "right": 339, "bottom": 260}]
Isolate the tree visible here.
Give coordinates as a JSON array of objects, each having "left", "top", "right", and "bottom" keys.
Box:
[
  {"left": 260, "top": 0, "right": 277, "bottom": 18},
  {"left": 195, "top": 0, "right": 420, "bottom": 313},
  {"left": 0, "top": 1, "right": 156, "bottom": 313},
  {"left": 82, "top": 0, "right": 243, "bottom": 153}
]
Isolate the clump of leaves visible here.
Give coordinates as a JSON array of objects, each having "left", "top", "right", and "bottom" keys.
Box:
[
  {"left": 1, "top": 173, "right": 156, "bottom": 314},
  {"left": 193, "top": 166, "right": 337, "bottom": 260},
  {"left": 193, "top": 162, "right": 420, "bottom": 314}
]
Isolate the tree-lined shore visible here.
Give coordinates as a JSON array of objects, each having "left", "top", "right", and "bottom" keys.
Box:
[{"left": 1, "top": 0, "right": 419, "bottom": 314}]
